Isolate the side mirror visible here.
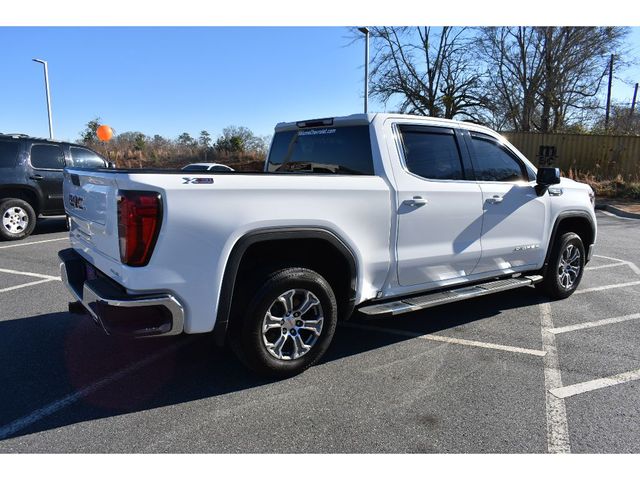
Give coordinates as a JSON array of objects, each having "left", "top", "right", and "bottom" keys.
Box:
[
  {"left": 536, "top": 167, "right": 560, "bottom": 186},
  {"left": 107, "top": 161, "right": 116, "bottom": 169}
]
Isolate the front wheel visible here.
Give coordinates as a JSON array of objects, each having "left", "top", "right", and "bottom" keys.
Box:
[
  {"left": 537, "top": 232, "right": 585, "bottom": 299},
  {"left": 229, "top": 267, "right": 338, "bottom": 377},
  {"left": 0, "top": 198, "right": 37, "bottom": 241}
]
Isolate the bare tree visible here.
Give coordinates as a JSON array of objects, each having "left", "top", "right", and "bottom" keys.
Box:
[
  {"left": 476, "top": 27, "right": 545, "bottom": 132},
  {"left": 477, "top": 26, "right": 628, "bottom": 132},
  {"left": 366, "top": 27, "right": 485, "bottom": 119},
  {"left": 593, "top": 105, "right": 640, "bottom": 135}
]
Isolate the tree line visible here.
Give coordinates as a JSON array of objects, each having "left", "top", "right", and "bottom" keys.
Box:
[
  {"left": 362, "top": 26, "right": 639, "bottom": 134},
  {"left": 79, "top": 118, "right": 270, "bottom": 170}
]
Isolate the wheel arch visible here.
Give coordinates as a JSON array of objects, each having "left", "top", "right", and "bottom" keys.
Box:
[
  {"left": 542, "top": 210, "right": 596, "bottom": 275},
  {"left": 0, "top": 186, "right": 42, "bottom": 216},
  {"left": 212, "top": 227, "right": 358, "bottom": 346}
]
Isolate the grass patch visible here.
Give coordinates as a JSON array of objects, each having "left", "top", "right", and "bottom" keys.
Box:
[{"left": 566, "top": 170, "right": 640, "bottom": 201}]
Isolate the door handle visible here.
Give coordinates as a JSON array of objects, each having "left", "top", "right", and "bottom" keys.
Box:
[
  {"left": 487, "top": 195, "right": 504, "bottom": 204},
  {"left": 29, "top": 175, "right": 44, "bottom": 180},
  {"left": 403, "top": 196, "right": 428, "bottom": 207}
]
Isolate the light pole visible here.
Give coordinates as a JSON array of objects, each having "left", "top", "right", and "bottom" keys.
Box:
[
  {"left": 358, "top": 27, "right": 370, "bottom": 114},
  {"left": 32, "top": 58, "right": 54, "bottom": 139}
]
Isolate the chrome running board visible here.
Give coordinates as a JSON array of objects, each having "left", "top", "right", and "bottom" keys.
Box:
[{"left": 359, "top": 275, "right": 543, "bottom": 317}]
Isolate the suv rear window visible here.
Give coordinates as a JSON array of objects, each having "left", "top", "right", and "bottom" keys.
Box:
[
  {"left": 0, "top": 140, "right": 20, "bottom": 168},
  {"left": 266, "top": 125, "right": 374, "bottom": 175},
  {"left": 30, "top": 144, "right": 65, "bottom": 170}
]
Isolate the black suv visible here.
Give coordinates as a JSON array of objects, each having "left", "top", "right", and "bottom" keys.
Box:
[{"left": 0, "top": 133, "right": 110, "bottom": 240}]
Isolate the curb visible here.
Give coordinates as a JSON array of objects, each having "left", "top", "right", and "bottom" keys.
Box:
[{"left": 595, "top": 203, "right": 640, "bottom": 220}]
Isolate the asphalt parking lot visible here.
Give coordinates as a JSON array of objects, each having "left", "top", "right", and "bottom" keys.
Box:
[{"left": 0, "top": 211, "right": 638, "bottom": 453}]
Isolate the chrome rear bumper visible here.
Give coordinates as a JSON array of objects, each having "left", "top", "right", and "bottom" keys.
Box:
[{"left": 59, "top": 248, "right": 184, "bottom": 337}]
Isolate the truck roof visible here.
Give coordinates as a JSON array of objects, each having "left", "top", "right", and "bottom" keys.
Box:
[{"left": 274, "top": 113, "right": 499, "bottom": 136}]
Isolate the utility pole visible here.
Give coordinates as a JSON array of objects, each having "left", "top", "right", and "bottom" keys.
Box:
[
  {"left": 630, "top": 83, "right": 638, "bottom": 118},
  {"left": 605, "top": 54, "right": 614, "bottom": 131},
  {"left": 358, "top": 27, "right": 370, "bottom": 114},
  {"left": 32, "top": 58, "right": 54, "bottom": 139}
]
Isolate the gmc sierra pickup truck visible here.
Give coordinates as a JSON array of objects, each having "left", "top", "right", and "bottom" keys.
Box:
[{"left": 59, "top": 113, "right": 596, "bottom": 377}]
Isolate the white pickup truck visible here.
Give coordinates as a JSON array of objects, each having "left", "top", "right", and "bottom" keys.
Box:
[{"left": 59, "top": 113, "right": 596, "bottom": 376}]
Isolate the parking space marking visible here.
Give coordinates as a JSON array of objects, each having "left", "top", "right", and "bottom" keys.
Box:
[
  {"left": 594, "top": 254, "right": 640, "bottom": 276},
  {"left": 0, "top": 268, "right": 61, "bottom": 281},
  {"left": 0, "top": 279, "right": 58, "bottom": 294},
  {"left": 539, "top": 302, "right": 571, "bottom": 454},
  {"left": 548, "top": 313, "right": 640, "bottom": 335},
  {"left": 575, "top": 280, "right": 640, "bottom": 294},
  {"left": 0, "top": 338, "right": 192, "bottom": 441},
  {"left": 0, "top": 237, "right": 67, "bottom": 250},
  {"left": 341, "top": 323, "right": 546, "bottom": 357},
  {"left": 585, "top": 262, "right": 627, "bottom": 271},
  {"left": 549, "top": 368, "right": 640, "bottom": 399}
]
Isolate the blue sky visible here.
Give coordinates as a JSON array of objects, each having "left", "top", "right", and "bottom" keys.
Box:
[{"left": 1, "top": 26, "right": 639, "bottom": 142}]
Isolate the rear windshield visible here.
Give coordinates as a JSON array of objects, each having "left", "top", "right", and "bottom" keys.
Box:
[{"left": 266, "top": 125, "right": 374, "bottom": 175}]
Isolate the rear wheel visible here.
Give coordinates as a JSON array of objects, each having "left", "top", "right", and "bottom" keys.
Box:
[
  {"left": 538, "top": 232, "right": 585, "bottom": 299},
  {"left": 229, "top": 267, "right": 338, "bottom": 377},
  {"left": 0, "top": 198, "right": 37, "bottom": 241}
]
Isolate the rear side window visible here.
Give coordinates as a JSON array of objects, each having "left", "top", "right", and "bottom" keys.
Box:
[
  {"left": 30, "top": 144, "right": 65, "bottom": 170},
  {"left": 0, "top": 140, "right": 20, "bottom": 168},
  {"left": 399, "top": 127, "right": 464, "bottom": 180},
  {"left": 470, "top": 135, "right": 525, "bottom": 182},
  {"left": 70, "top": 146, "right": 106, "bottom": 168},
  {"left": 266, "top": 125, "right": 374, "bottom": 175}
]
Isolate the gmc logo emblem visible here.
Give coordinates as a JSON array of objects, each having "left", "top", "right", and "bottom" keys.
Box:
[{"left": 69, "top": 194, "right": 85, "bottom": 210}]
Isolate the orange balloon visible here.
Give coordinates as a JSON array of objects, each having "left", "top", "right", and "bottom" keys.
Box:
[{"left": 96, "top": 125, "right": 113, "bottom": 142}]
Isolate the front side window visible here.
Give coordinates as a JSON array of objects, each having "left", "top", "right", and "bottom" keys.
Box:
[
  {"left": 70, "top": 147, "right": 106, "bottom": 168},
  {"left": 399, "top": 127, "right": 464, "bottom": 180},
  {"left": 30, "top": 144, "right": 65, "bottom": 170},
  {"left": 470, "top": 135, "right": 525, "bottom": 182},
  {"left": 267, "top": 125, "right": 374, "bottom": 175},
  {"left": 0, "top": 140, "right": 20, "bottom": 168}
]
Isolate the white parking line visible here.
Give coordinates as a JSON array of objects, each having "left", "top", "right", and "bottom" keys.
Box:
[
  {"left": 585, "top": 262, "right": 627, "bottom": 271},
  {"left": 0, "top": 268, "right": 61, "bottom": 281},
  {"left": 539, "top": 302, "right": 571, "bottom": 454},
  {"left": 0, "top": 339, "right": 191, "bottom": 441},
  {"left": 0, "top": 237, "right": 67, "bottom": 249},
  {"left": 0, "top": 279, "right": 58, "bottom": 293},
  {"left": 548, "top": 313, "right": 640, "bottom": 335},
  {"left": 341, "top": 322, "right": 546, "bottom": 357},
  {"left": 550, "top": 368, "right": 640, "bottom": 399},
  {"left": 593, "top": 254, "right": 640, "bottom": 276},
  {"left": 575, "top": 280, "right": 640, "bottom": 294}
]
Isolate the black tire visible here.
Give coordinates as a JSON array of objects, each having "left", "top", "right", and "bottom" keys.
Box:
[
  {"left": 0, "top": 198, "right": 37, "bottom": 241},
  {"left": 537, "top": 232, "right": 585, "bottom": 299},
  {"left": 229, "top": 267, "right": 338, "bottom": 378}
]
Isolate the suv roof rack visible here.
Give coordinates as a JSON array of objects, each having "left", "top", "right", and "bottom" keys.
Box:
[
  {"left": 1, "top": 133, "right": 30, "bottom": 137},
  {"left": 0, "top": 133, "right": 60, "bottom": 142}
]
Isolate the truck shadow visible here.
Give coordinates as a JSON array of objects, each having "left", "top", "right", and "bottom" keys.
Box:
[{"left": 0, "top": 287, "right": 548, "bottom": 445}]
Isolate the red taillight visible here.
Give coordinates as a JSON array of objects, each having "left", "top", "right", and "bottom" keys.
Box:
[{"left": 117, "top": 191, "right": 162, "bottom": 267}]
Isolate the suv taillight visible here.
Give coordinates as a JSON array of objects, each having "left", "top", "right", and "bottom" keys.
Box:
[{"left": 117, "top": 190, "right": 162, "bottom": 267}]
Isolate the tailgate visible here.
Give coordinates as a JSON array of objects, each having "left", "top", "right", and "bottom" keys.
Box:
[{"left": 63, "top": 169, "right": 121, "bottom": 262}]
